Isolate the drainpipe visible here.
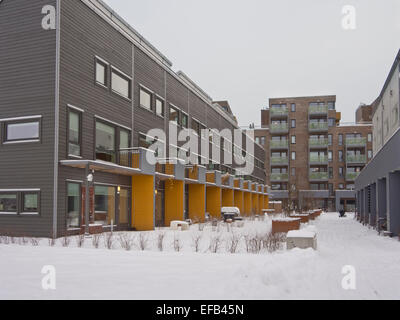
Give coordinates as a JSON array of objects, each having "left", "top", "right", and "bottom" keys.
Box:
[{"left": 85, "top": 164, "right": 90, "bottom": 236}]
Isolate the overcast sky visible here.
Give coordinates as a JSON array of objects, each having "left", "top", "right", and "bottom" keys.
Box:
[{"left": 105, "top": 0, "right": 400, "bottom": 127}]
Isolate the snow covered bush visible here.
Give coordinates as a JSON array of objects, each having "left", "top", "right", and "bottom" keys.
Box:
[
  {"left": 226, "top": 232, "right": 242, "bottom": 254},
  {"left": 118, "top": 233, "right": 134, "bottom": 251},
  {"left": 191, "top": 233, "right": 202, "bottom": 253},
  {"left": 61, "top": 236, "right": 71, "bottom": 247},
  {"left": 137, "top": 233, "right": 149, "bottom": 251},
  {"left": 209, "top": 233, "right": 223, "bottom": 253},
  {"left": 30, "top": 238, "right": 40, "bottom": 246},
  {"left": 75, "top": 235, "right": 85, "bottom": 248},
  {"left": 104, "top": 233, "right": 115, "bottom": 250},
  {"left": 172, "top": 234, "right": 183, "bottom": 252},
  {"left": 48, "top": 238, "right": 56, "bottom": 247},
  {"left": 157, "top": 232, "right": 166, "bottom": 252},
  {"left": 92, "top": 234, "right": 101, "bottom": 249}
]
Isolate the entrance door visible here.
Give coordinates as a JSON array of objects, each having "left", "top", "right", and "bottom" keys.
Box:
[{"left": 118, "top": 188, "right": 130, "bottom": 226}]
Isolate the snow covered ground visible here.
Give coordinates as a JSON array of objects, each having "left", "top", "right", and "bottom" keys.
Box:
[{"left": 1, "top": 212, "right": 400, "bottom": 300}]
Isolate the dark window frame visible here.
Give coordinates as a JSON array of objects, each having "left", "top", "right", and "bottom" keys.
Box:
[
  {"left": 67, "top": 107, "right": 83, "bottom": 158},
  {"left": 139, "top": 86, "right": 153, "bottom": 112},
  {"left": 2, "top": 118, "right": 41, "bottom": 144},
  {"left": 0, "top": 191, "right": 18, "bottom": 214},
  {"left": 66, "top": 182, "right": 82, "bottom": 230},
  {"left": 155, "top": 96, "right": 165, "bottom": 118},
  {"left": 0, "top": 190, "right": 41, "bottom": 216},
  {"left": 95, "top": 57, "right": 109, "bottom": 88},
  {"left": 169, "top": 105, "right": 180, "bottom": 126},
  {"left": 110, "top": 67, "right": 132, "bottom": 101},
  {"left": 21, "top": 191, "right": 40, "bottom": 214}
]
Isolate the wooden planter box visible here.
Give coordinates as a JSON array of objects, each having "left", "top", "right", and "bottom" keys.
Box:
[
  {"left": 80, "top": 224, "right": 103, "bottom": 235},
  {"left": 272, "top": 218, "right": 301, "bottom": 234},
  {"left": 289, "top": 214, "right": 309, "bottom": 224}
]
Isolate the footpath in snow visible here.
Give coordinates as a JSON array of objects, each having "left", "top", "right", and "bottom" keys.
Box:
[{"left": 0, "top": 212, "right": 399, "bottom": 300}]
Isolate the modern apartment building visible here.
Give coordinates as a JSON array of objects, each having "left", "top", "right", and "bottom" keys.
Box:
[
  {"left": 0, "top": 0, "right": 268, "bottom": 238},
  {"left": 253, "top": 95, "right": 373, "bottom": 212},
  {"left": 355, "top": 49, "right": 400, "bottom": 237}
]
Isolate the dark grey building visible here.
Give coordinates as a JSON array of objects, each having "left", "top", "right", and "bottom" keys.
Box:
[
  {"left": 355, "top": 49, "right": 400, "bottom": 236},
  {"left": 0, "top": 0, "right": 267, "bottom": 238}
]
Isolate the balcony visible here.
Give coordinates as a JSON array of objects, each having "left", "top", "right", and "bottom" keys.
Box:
[
  {"left": 270, "top": 107, "right": 289, "bottom": 118},
  {"left": 346, "top": 155, "right": 367, "bottom": 164},
  {"left": 309, "top": 138, "right": 328, "bottom": 149},
  {"left": 270, "top": 140, "right": 289, "bottom": 150},
  {"left": 309, "top": 155, "right": 328, "bottom": 165},
  {"left": 346, "top": 137, "right": 367, "bottom": 148},
  {"left": 270, "top": 173, "right": 289, "bottom": 182},
  {"left": 346, "top": 171, "right": 361, "bottom": 181},
  {"left": 309, "top": 122, "right": 328, "bottom": 132},
  {"left": 270, "top": 157, "right": 289, "bottom": 166},
  {"left": 270, "top": 123, "right": 289, "bottom": 134},
  {"left": 309, "top": 171, "right": 329, "bottom": 181},
  {"left": 309, "top": 105, "right": 328, "bottom": 116}
]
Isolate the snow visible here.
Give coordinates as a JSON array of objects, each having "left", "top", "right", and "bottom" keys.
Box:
[
  {"left": 287, "top": 230, "right": 316, "bottom": 238},
  {"left": 1, "top": 213, "right": 400, "bottom": 300},
  {"left": 272, "top": 218, "right": 301, "bottom": 222}
]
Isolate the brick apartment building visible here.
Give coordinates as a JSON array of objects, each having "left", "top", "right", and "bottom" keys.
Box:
[{"left": 252, "top": 96, "right": 373, "bottom": 212}]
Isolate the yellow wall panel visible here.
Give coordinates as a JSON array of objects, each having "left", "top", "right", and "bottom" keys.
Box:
[
  {"left": 188, "top": 184, "right": 206, "bottom": 222},
  {"left": 206, "top": 186, "right": 221, "bottom": 218},
  {"left": 165, "top": 180, "right": 184, "bottom": 226},
  {"left": 132, "top": 175, "right": 154, "bottom": 231}
]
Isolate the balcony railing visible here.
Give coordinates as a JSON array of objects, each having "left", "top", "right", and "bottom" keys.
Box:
[
  {"left": 309, "top": 138, "right": 328, "bottom": 148},
  {"left": 270, "top": 140, "right": 289, "bottom": 149},
  {"left": 270, "top": 107, "right": 289, "bottom": 117},
  {"left": 346, "top": 137, "right": 367, "bottom": 147},
  {"left": 346, "top": 172, "right": 360, "bottom": 181},
  {"left": 270, "top": 173, "right": 289, "bottom": 181},
  {"left": 347, "top": 155, "right": 367, "bottom": 164},
  {"left": 309, "top": 122, "right": 329, "bottom": 132},
  {"left": 270, "top": 157, "right": 289, "bottom": 166},
  {"left": 309, "top": 105, "right": 328, "bottom": 115},
  {"left": 309, "top": 155, "right": 328, "bottom": 164},
  {"left": 309, "top": 172, "right": 329, "bottom": 181},
  {"left": 270, "top": 123, "right": 289, "bottom": 133}
]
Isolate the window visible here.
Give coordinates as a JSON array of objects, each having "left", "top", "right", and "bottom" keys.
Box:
[
  {"left": 140, "top": 87, "right": 152, "bottom": 110},
  {"left": 328, "top": 151, "right": 333, "bottom": 161},
  {"left": 368, "top": 150, "right": 373, "bottom": 159},
  {"left": 169, "top": 106, "right": 180, "bottom": 125},
  {"left": 95, "top": 59, "right": 108, "bottom": 87},
  {"left": 291, "top": 119, "right": 296, "bottom": 128},
  {"left": 291, "top": 104, "right": 296, "bottom": 112},
  {"left": 192, "top": 119, "right": 200, "bottom": 136},
  {"left": 339, "top": 167, "right": 344, "bottom": 178},
  {"left": 328, "top": 134, "right": 333, "bottom": 146},
  {"left": 291, "top": 152, "right": 296, "bottom": 160},
  {"left": 111, "top": 68, "right": 131, "bottom": 99},
  {"left": 67, "top": 183, "right": 80, "bottom": 229},
  {"left": 4, "top": 120, "right": 40, "bottom": 143},
  {"left": 329, "top": 184, "right": 334, "bottom": 196},
  {"left": 68, "top": 110, "right": 81, "bottom": 157},
  {"left": 0, "top": 193, "right": 17, "bottom": 213},
  {"left": 182, "top": 113, "right": 188, "bottom": 128},
  {"left": 22, "top": 192, "right": 39, "bottom": 213},
  {"left": 291, "top": 135, "right": 296, "bottom": 144},
  {"left": 339, "top": 184, "right": 344, "bottom": 190},
  {"left": 96, "top": 121, "right": 116, "bottom": 163},
  {"left": 156, "top": 98, "right": 164, "bottom": 117},
  {"left": 95, "top": 185, "right": 116, "bottom": 226},
  {"left": 328, "top": 102, "right": 335, "bottom": 110},
  {"left": 328, "top": 118, "right": 335, "bottom": 127},
  {"left": 329, "top": 167, "right": 333, "bottom": 179},
  {"left": 339, "top": 150, "right": 343, "bottom": 162},
  {"left": 368, "top": 133, "right": 372, "bottom": 142},
  {"left": 260, "top": 137, "right": 266, "bottom": 145},
  {"left": 338, "top": 134, "right": 343, "bottom": 146}
]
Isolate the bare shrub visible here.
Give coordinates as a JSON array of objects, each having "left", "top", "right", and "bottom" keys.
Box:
[
  {"left": 118, "top": 233, "right": 134, "bottom": 251},
  {"left": 1, "top": 236, "right": 10, "bottom": 245},
  {"left": 75, "top": 235, "right": 85, "bottom": 248},
  {"left": 92, "top": 234, "right": 101, "bottom": 249},
  {"left": 104, "top": 233, "right": 114, "bottom": 250},
  {"left": 262, "top": 232, "right": 285, "bottom": 253},
  {"left": 157, "top": 232, "right": 166, "bottom": 252},
  {"left": 61, "top": 236, "right": 71, "bottom": 247},
  {"left": 20, "top": 237, "right": 29, "bottom": 246},
  {"left": 227, "top": 232, "right": 242, "bottom": 254},
  {"left": 173, "top": 234, "right": 183, "bottom": 252},
  {"left": 10, "top": 236, "right": 17, "bottom": 244},
  {"left": 31, "top": 238, "right": 40, "bottom": 246},
  {"left": 136, "top": 232, "right": 149, "bottom": 251},
  {"left": 198, "top": 223, "right": 205, "bottom": 232},
  {"left": 191, "top": 233, "right": 202, "bottom": 253},
  {"left": 48, "top": 238, "right": 56, "bottom": 247},
  {"left": 209, "top": 233, "right": 223, "bottom": 253},
  {"left": 243, "top": 233, "right": 263, "bottom": 254}
]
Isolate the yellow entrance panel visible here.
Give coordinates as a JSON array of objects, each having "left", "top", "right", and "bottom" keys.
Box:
[
  {"left": 188, "top": 184, "right": 206, "bottom": 222},
  {"left": 264, "top": 195, "right": 269, "bottom": 210},
  {"left": 222, "top": 189, "right": 234, "bottom": 207},
  {"left": 165, "top": 180, "right": 184, "bottom": 226},
  {"left": 234, "top": 190, "right": 244, "bottom": 214},
  {"left": 206, "top": 186, "right": 222, "bottom": 219},
  {"left": 244, "top": 192, "right": 252, "bottom": 216},
  {"left": 132, "top": 175, "right": 154, "bottom": 231},
  {"left": 258, "top": 195, "right": 264, "bottom": 213},
  {"left": 252, "top": 193, "right": 259, "bottom": 215}
]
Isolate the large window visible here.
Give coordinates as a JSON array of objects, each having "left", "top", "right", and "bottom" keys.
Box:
[
  {"left": 95, "top": 185, "right": 116, "bottom": 226},
  {"left": 95, "top": 59, "right": 108, "bottom": 87},
  {"left": 4, "top": 120, "right": 40, "bottom": 143},
  {"left": 111, "top": 68, "right": 131, "bottom": 99},
  {"left": 156, "top": 97, "right": 164, "bottom": 117},
  {"left": 68, "top": 110, "right": 81, "bottom": 157},
  {"left": 169, "top": 106, "right": 180, "bottom": 125},
  {"left": 182, "top": 113, "right": 189, "bottom": 128},
  {"left": 67, "top": 183, "right": 80, "bottom": 229},
  {"left": 96, "top": 121, "right": 116, "bottom": 163},
  {"left": 0, "top": 193, "right": 17, "bottom": 214},
  {"left": 140, "top": 87, "right": 152, "bottom": 111},
  {"left": 0, "top": 190, "right": 40, "bottom": 215}
]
